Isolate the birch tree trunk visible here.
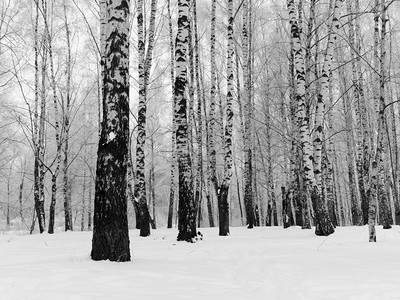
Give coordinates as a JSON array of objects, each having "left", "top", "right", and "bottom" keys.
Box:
[
  {"left": 311, "top": 0, "right": 343, "bottom": 236},
  {"left": 347, "top": 0, "right": 365, "bottom": 226},
  {"left": 19, "top": 169, "right": 25, "bottom": 223},
  {"left": 62, "top": 1, "right": 73, "bottom": 232},
  {"left": 192, "top": 0, "right": 204, "bottom": 228},
  {"left": 175, "top": 0, "right": 197, "bottom": 242},
  {"left": 242, "top": 0, "right": 254, "bottom": 229},
  {"left": 354, "top": 0, "right": 370, "bottom": 224},
  {"left": 369, "top": 0, "right": 381, "bottom": 242},
  {"left": 209, "top": 0, "right": 218, "bottom": 193},
  {"left": 91, "top": 0, "right": 131, "bottom": 261},
  {"left": 287, "top": 0, "right": 334, "bottom": 236},
  {"left": 38, "top": 17, "right": 47, "bottom": 234},
  {"left": 33, "top": 0, "right": 46, "bottom": 234},
  {"left": 88, "top": 176, "right": 92, "bottom": 231},
  {"left": 377, "top": 1, "right": 391, "bottom": 229},
  {"left": 214, "top": 0, "right": 234, "bottom": 236},
  {"left": 81, "top": 168, "right": 86, "bottom": 231},
  {"left": 326, "top": 74, "right": 337, "bottom": 227},
  {"left": 167, "top": 0, "right": 176, "bottom": 229},
  {"left": 135, "top": 0, "right": 150, "bottom": 237}
]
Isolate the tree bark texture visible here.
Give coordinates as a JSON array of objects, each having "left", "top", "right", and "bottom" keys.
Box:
[
  {"left": 216, "top": 0, "right": 234, "bottom": 236},
  {"left": 91, "top": 0, "right": 131, "bottom": 262},
  {"left": 175, "top": 0, "right": 197, "bottom": 242}
]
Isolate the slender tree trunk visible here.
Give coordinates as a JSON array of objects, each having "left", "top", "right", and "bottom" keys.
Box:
[
  {"left": 63, "top": 1, "right": 73, "bottom": 232},
  {"left": 175, "top": 0, "right": 197, "bottom": 242},
  {"left": 287, "top": 27, "right": 300, "bottom": 228},
  {"left": 126, "top": 142, "right": 140, "bottom": 229},
  {"left": 192, "top": 0, "right": 204, "bottom": 228},
  {"left": 167, "top": 0, "right": 176, "bottom": 229},
  {"left": 242, "top": 0, "right": 254, "bottom": 229},
  {"left": 347, "top": 0, "right": 365, "bottom": 226},
  {"left": 200, "top": 63, "right": 215, "bottom": 228},
  {"left": 312, "top": 0, "right": 343, "bottom": 236},
  {"left": 339, "top": 54, "right": 359, "bottom": 226},
  {"left": 150, "top": 135, "right": 156, "bottom": 229},
  {"left": 209, "top": 0, "right": 218, "bottom": 193},
  {"left": 377, "top": 1, "right": 391, "bottom": 229},
  {"left": 135, "top": 0, "right": 151, "bottom": 237},
  {"left": 233, "top": 144, "right": 244, "bottom": 226},
  {"left": 6, "top": 167, "right": 11, "bottom": 227},
  {"left": 88, "top": 176, "right": 92, "bottom": 231},
  {"left": 19, "top": 169, "right": 25, "bottom": 223},
  {"left": 326, "top": 75, "right": 337, "bottom": 227},
  {"left": 91, "top": 0, "right": 131, "bottom": 261},
  {"left": 81, "top": 168, "right": 86, "bottom": 231},
  {"left": 33, "top": 0, "right": 46, "bottom": 234}
]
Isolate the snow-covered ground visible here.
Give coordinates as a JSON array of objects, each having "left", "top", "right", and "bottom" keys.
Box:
[{"left": 1, "top": 225, "right": 400, "bottom": 299}]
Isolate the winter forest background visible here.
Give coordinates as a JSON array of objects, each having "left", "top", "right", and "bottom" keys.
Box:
[{"left": 1, "top": 0, "right": 400, "bottom": 242}]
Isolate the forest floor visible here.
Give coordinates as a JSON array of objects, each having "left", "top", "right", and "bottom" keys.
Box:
[{"left": 1, "top": 225, "right": 400, "bottom": 299}]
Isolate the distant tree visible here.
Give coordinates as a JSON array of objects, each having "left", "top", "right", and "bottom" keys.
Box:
[{"left": 91, "top": 0, "right": 131, "bottom": 262}]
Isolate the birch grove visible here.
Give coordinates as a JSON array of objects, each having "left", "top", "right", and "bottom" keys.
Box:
[{"left": 1, "top": 0, "right": 400, "bottom": 245}]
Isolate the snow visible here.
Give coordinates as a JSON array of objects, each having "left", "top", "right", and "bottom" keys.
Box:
[
  {"left": 108, "top": 132, "right": 116, "bottom": 142},
  {"left": 1, "top": 226, "right": 400, "bottom": 299}
]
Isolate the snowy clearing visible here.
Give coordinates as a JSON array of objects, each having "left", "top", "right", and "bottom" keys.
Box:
[{"left": 1, "top": 226, "right": 400, "bottom": 299}]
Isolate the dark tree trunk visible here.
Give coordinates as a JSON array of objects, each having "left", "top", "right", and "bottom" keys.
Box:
[
  {"left": 282, "top": 187, "right": 292, "bottom": 228},
  {"left": 244, "top": 150, "right": 254, "bottom": 228},
  {"left": 312, "top": 187, "right": 335, "bottom": 236},
  {"left": 206, "top": 194, "right": 215, "bottom": 227},
  {"left": 88, "top": 177, "right": 92, "bottom": 231},
  {"left": 218, "top": 185, "right": 230, "bottom": 235},
  {"left": 167, "top": 188, "right": 175, "bottom": 228},
  {"left": 48, "top": 173, "right": 57, "bottom": 234},
  {"left": 19, "top": 173, "right": 25, "bottom": 223}
]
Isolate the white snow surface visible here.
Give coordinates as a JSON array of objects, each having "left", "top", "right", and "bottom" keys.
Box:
[{"left": 1, "top": 226, "right": 400, "bottom": 299}]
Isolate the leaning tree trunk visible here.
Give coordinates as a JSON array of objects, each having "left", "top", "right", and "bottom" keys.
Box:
[
  {"left": 377, "top": 1, "right": 391, "bottom": 230},
  {"left": 91, "top": 0, "right": 131, "bottom": 262},
  {"left": 175, "top": 0, "right": 197, "bottom": 242}
]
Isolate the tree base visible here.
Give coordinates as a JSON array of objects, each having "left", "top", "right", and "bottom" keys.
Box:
[{"left": 177, "top": 231, "right": 202, "bottom": 243}]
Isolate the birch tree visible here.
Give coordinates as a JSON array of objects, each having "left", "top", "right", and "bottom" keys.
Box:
[
  {"left": 135, "top": 0, "right": 157, "bottom": 237},
  {"left": 91, "top": 0, "right": 131, "bottom": 261},
  {"left": 32, "top": 0, "right": 46, "bottom": 234},
  {"left": 167, "top": 0, "right": 176, "bottom": 229},
  {"left": 175, "top": 0, "right": 197, "bottom": 242},
  {"left": 242, "top": 0, "right": 254, "bottom": 229},
  {"left": 311, "top": 0, "right": 343, "bottom": 236}
]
